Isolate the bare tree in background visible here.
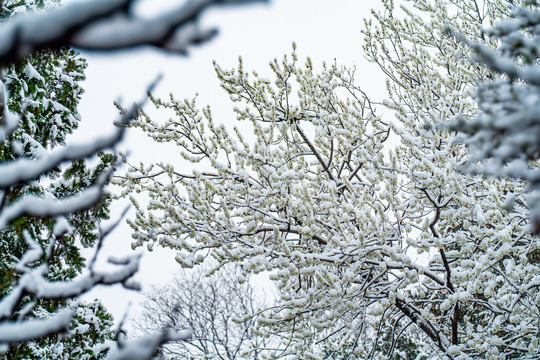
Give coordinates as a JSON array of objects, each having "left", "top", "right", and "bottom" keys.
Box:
[{"left": 136, "top": 266, "right": 272, "bottom": 360}]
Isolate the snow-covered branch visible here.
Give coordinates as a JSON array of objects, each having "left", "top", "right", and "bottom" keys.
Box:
[
  {"left": 0, "top": 98, "right": 142, "bottom": 188},
  {"left": 0, "top": 310, "right": 75, "bottom": 344},
  {"left": 108, "top": 329, "right": 192, "bottom": 360},
  {"left": 0, "top": 254, "right": 139, "bottom": 319}
]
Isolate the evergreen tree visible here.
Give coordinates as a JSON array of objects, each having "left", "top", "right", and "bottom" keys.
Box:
[
  {"left": 26, "top": 300, "right": 114, "bottom": 360},
  {"left": 0, "top": 1, "right": 115, "bottom": 358}
]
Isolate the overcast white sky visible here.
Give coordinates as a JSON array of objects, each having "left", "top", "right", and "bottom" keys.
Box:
[{"left": 72, "top": 0, "right": 389, "bottom": 328}]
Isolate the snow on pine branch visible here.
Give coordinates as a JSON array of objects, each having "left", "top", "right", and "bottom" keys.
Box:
[
  {"left": 0, "top": 186, "right": 103, "bottom": 228},
  {"left": 0, "top": 255, "right": 140, "bottom": 319},
  {"left": 0, "top": 79, "right": 18, "bottom": 140},
  {"left": 0, "top": 0, "right": 268, "bottom": 66}
]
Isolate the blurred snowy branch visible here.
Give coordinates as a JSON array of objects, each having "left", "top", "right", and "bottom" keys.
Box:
[
  {"left": 453, "top": 1, "right": 540, "bottom": 232},
  {"left": 0, "top": 0, "right": 268, "bottom": 66},
  {"left": 108, "top": 329, "right": 192, "bottom": 360}
]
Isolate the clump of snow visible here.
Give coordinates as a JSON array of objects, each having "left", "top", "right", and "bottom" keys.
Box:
[{"left": 23, "top": 63, "right": 45, "bottom": 83}]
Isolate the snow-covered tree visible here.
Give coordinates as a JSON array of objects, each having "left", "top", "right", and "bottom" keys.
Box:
[
  {"left": 0, "top": 1, "right": 119, "bottom": 358},
  {"left": 0, "top": 0, "right": 92, "bottom": 288},
  {"left": 120, "top": 1, "right": 540, "bottom": 359},
  {"left": 120, "top": 46, "right": 441, "bottom": 359},
  {"left": 135, "top": 266, "right": 270, "bottom": 360},
  {"left": 26, "top": 300, "right": 114, "bottom": 359},
  {"left": 0, "top": 0, "right": 266, "bottom": 358},
  {"left": 363, "top": 1, "right": 538, "bottom": 358}
]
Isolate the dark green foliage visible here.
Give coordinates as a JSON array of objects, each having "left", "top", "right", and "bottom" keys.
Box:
[
  {"left": 0, "top": 1, "right": 115, "bottom": 358},
  {"left": 5, "top": 301, "right": 115, "bottom": 360}
]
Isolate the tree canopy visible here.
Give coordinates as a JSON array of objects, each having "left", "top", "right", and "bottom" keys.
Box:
[{"left": 120, "top": 1, "right": 540, "bottom": 359}]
